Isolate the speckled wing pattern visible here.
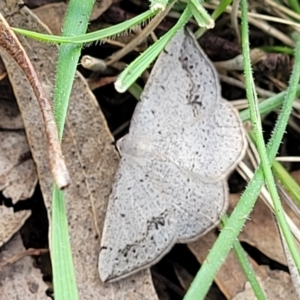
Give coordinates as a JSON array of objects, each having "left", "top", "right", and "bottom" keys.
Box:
[{"left": 99, "top": 28, "right": 246, "bottom": 282}]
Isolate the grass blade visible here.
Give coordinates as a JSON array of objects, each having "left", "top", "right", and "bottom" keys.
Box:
[
  {"left": 115, "top": 6, "right": 192, "bottom": 92},
  {"left": 51, "top": 1, "right": 95, "bottom": 299},
  {"left": 12, "top": 10, "right": 155, "bottom": 44},
  {"left": 183, "top": 3, "right": 300, "bottom": 300}
]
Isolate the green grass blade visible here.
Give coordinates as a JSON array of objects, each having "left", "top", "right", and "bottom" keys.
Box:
[
  {"left": 188, "top": 0, "right": 214, "bottom": 28},
  {"left": 128, "top": 82, "right": 143, "bottom": 100},
  {"left": 51, "top": 1, "right": 95, "bottom": 300},
  {"left": 183, "top": 5, "right": 300, "bottom": 300},
  {"left": 287, "top": 0, "right": 300, "bottom": 14},
  {"left": 233, "top": 241, "right": 266, "bottom": 299},
  {"left": 273, "top": 160, "right": 300, "bottom": 207},
  {"left": 259, "top": 45, "right": 294, "bottom": 55},
  {"left": 115, "top": 6, "right": 192, "bottom": 93},
  {"left": 241, "top": 0, "right": 300, "bottom": 278},
  {"left": 222, "top": 215, "right": 266, "bottom": 300},
  {"left": 194, "top": 0, "right": 233, "bottom": 38},
  {"left": 54, "top": 3, "right": 94, "bottom": 137},
  {"left": 242, "top": 0, "right": 300, "bottom": 288},
  {"left": 240, "top": 85, "right": 300, "bottom": 122},
  {"left": 52, "top": 186, "right": 78, "bottom": 300},
  {"left": 12, "top": 10, "right": 155, "bottom": 44},
  {"left": 150, "top": 0, "right": 169, "bottom": 11}
]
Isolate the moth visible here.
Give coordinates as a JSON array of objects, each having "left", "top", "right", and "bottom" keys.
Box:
[{"left": 99, "top": 27, "right": 246, "bottom": 282}]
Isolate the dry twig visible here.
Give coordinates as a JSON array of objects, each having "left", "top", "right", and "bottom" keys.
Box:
[{"left": 0, "top": 13, "right": 70, "bottom": 189}]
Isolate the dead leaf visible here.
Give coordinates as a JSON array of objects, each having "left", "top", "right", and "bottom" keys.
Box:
[
  {"left": 232, "top": 265, "right": 297, "bottom": 300},
  {"left": 291, "top": 169, "right": 300, "bottom": 183},
  {"left": 188, "top": 228, "right": 298, "bottom": 299},
  {"left": 0, "top": 69, "right": 35, "bottom": 272},
  {"left": 90, "top": 0, "right": 113, "bottom": 21},
  {"left": 0, "top": 77, "right": 37, "bottom": 203},
  {"left": 0, "top": 1, "right": 158, "bottom": 299},
  {"left": 229, "top": 193, "right": 300, "bottom": 266},
  {"left": 24, "top": 0, "right": 60, "bottom": 8},
  {"left": 0, "top": 206, "right": 31, "bottom": 247},
  {"left": 113, "top": 269, "right": 158, "bottom": 299},
  {"left": 0, "top": 76, "right": 24, "bottom": 129},
  {"left": 188, "top": 193, "right": 299, "bottom": 298},
  {"left": 33, "top": 0, "right": 113, "bottom": 36},
  {"left": 0, "top": 57, "right": 6, "bottom": 80},
  {"left": 0, "top": 232, "right": 50, "bottom": 299},
  {"left": 33, "top": 1, "right": 147, "bottom": 64},
  {"left": 188, "top": 230, "right": 247, "bottom": 299},
  {"left": 0, "top": 129, "right": 36, "bottom": 202},
  {"left": 32, "top": 3, "right": 67, "bottom": 36},
  {"left": 229, "top": 193, "right": 286, "bottom": 265}
]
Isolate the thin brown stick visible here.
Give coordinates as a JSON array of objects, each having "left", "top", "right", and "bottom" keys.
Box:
[
  {"left": 106, "top": 3, "right": 174, "bottom": 66},
  {"left": 0, "top": 13, "right": 70, "bottom": 189},
  {"left": 0, "top": 248, "right": 49, "bottom": 270}
]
